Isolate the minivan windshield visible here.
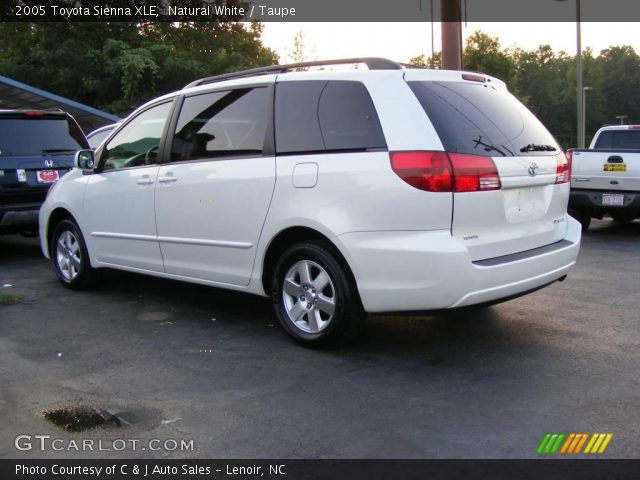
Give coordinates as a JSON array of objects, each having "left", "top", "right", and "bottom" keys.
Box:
[
  {"left": 408, "top": 81, "right": 560, "bottom": 156},
  {"left": 0, "top": 118, "right": 87, "bottom": 156}
]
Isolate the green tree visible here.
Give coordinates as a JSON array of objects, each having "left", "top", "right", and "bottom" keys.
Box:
[
  {"left": 0, "top": 21, "right": 278, "bottom": 117},
  {"left": 513, "top": 45, "right": 574, "bottom": 147},
  {"left": 463, "top": 31, "right": 516, "bottom": 89},
  {"left": 595, "top": 45, "right": 640, "bottom": 126},
  {"left": 409, "top": 52, "right": 441, "bottom": 69},
  {"left": 288, "top": 31, "right": 309, "bottom": 63},
  {"left": 580, "top": 47, "right": 606, "bottom": 145}
]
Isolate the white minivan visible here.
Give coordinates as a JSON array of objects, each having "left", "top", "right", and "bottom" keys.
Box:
[{"left": 40, "top": 58, "right": 581, "bottom": 346}]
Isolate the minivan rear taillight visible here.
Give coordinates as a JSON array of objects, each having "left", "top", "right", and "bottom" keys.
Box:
[
  {"left": 390, "top": 151, "right": 452, "bottom": 192},
  {"left": 390, "top": 151, "right": 500, "bottom": 192},
  {"left": 555, "top": 152, "right": 571, "bottom": 184},
  {"left": 448, "top": 153, "right": 501, "bottom": 192}
]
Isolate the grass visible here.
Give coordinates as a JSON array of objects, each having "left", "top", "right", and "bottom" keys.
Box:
[
  {"left": 0, "top": 294, "right": 21, "bottom": 305},
  {"left": 43, "top": 407, "right": 110, "bottom": 433}
]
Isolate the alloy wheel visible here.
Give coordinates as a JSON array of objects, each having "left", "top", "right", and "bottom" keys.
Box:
[
  {"left": 282, "top": 260, "right": 336, "bottom": 334},
  {"left": 56, "top": 230, "right": 82, "bottom": 282}
]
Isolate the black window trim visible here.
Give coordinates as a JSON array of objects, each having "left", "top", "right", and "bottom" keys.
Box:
[
  {"left": 275, "top": 146, "right": 388, "bottom": 157},
  {"left": 95, "top": 98, "right": 178, "bottom": 174},
  {"left": 162, "top": 83, "right": 275, "bottom": 167}
]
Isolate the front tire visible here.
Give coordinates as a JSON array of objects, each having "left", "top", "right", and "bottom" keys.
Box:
[
  {"left": 51, "top": 219, "right": 98, "bottom": 290},
  {"left": 271, "top": 241, "right": 365, "bottom": 348}
]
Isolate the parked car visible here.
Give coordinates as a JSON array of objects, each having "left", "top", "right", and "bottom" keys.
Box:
[
  {"left": 568, "top": 125, "right": 640, "bottom": 230},
  {"left": 86, "top": 123, "right": 118, "bottom": 150},
  {"left": 0, "top": 108, "right": 88, "bottom": 236},
  {"left": 39, "top": 58, "right": 581, "bottom": 346}
]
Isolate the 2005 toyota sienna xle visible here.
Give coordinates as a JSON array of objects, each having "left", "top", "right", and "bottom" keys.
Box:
[{"left": 40, "top": 58, "right": 581, "bottom": 347}]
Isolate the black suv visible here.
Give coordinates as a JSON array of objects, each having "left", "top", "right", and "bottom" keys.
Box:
[{"left": 0, "top": 109, "right": 88, "bottom": 235}]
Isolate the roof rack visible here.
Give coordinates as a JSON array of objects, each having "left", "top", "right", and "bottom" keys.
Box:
[
  {"left": 399, "top": 62, "right": 427, "bottom": 69},
  {"left": 0, "top": 107, "right": 65, "bottom": 114},
  {"left": 184, "top": 57, "right": 403, "bottom": 89}
]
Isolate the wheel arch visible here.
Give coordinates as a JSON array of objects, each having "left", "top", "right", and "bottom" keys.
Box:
[
  {"left": 260, "top": 226, "right": 358, "bottom": 296},
  {"left": 46, "top": 208, "right": 78, "bottom": 257}
]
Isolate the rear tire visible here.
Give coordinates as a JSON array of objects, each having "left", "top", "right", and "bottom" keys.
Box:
[
  {"left": 271, "top": 241, "right": 365, "bottom": 348},
  {"left": 51, "top": 219, "right": 98, "bottom": 290},
  {"left": 569, "top": 207, "right": 591, "bottom": 232}
]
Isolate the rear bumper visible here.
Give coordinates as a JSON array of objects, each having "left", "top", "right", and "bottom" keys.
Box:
[
  {"left": 0, "top": 202, "right": 41, "bottom": 232},
  {"left": 570, "top": 188, "right": 640, "bottom": 212},
  {"left": 336, "top": 216, "right": 581, "bottom": 313}
]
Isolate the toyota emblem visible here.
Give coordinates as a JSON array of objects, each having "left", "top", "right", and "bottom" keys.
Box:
[{"left": 528, "top": 162, "right": 539, "bottom": 176}]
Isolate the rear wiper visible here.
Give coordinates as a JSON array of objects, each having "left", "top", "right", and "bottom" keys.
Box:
[
  {"left": 520, "top": 144, "right": 557, "bottom": 153},
  {"left": 42, "top": 148, "right": 76, "bottom": 154},
  {"left": 473, "top": 136, "right": 506, "bottom": 156}
]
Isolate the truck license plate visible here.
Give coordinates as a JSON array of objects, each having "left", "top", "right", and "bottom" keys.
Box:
[
  {"left": 603, "top": 164, "right": 626, "bottom": 172},
  {"left": 601, "top": 193, "right": 624, "bottom": 206}
]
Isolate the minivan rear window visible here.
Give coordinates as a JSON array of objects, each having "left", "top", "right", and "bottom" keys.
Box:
[
  {"left": 408, "top": 81, "right": 559, "bottom": 157},
  {"left": 593, "top": 130, "right": 640, "bottom": 149},
  {"left": 0, "top": 118, "right": 86, "bottom": 156}
]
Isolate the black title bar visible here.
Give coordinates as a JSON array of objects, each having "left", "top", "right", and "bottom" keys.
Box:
[
  {"left": 2, "top": 459, "right": 640, "bottom": 480},
  {"left": 2, "top": 0, "right": 640, "bottom": 22}
]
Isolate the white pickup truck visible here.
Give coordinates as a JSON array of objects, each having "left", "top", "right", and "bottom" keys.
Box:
[{"left": 568, "top": 125, "right": 640, "bottom": 230}]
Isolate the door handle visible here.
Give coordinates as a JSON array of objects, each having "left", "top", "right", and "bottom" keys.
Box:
[
  {"left": 158, "top": 176, "right": 178, "bottom": 183},
  {"left": 607, "top": 155, "right": 623, "bottom": 163},
  {"left": 136, "top": 178, "right": 154, "bottom": 185}
]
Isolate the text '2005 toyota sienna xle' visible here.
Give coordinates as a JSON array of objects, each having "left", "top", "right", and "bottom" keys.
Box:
[{"left": 40, "top": 58, "right": 581, "bottom": 347}]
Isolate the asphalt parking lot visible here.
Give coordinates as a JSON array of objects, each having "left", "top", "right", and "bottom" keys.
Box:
[{"left": 1, "top": 218, "right": 638, "bottom": 459}]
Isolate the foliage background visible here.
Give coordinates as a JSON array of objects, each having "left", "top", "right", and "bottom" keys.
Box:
[{"left": 1, "top": 23, "right": 639, "bottom": 148}]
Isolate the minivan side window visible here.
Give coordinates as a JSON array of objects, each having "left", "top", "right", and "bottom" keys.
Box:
[
  {"left": 275, "top": 80, "right": 386, "bottom": 154},
  {"left": 101, "top": 102, "right": 172, "bottom": 171},
  {"left": 171, "top": 88, "right": 268, "bottom": 162},
  {"left": 318, "top": 81, "right": 386, "bottom": 151}
]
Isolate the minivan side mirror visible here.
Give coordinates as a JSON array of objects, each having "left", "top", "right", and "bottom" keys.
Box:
[{"left": 75, "top": 150, "right": 95, "bottom": 171}]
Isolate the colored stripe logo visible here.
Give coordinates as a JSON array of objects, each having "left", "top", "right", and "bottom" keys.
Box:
[{"left": 537, "top": 433, "right": 613, "bottom": 454}]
